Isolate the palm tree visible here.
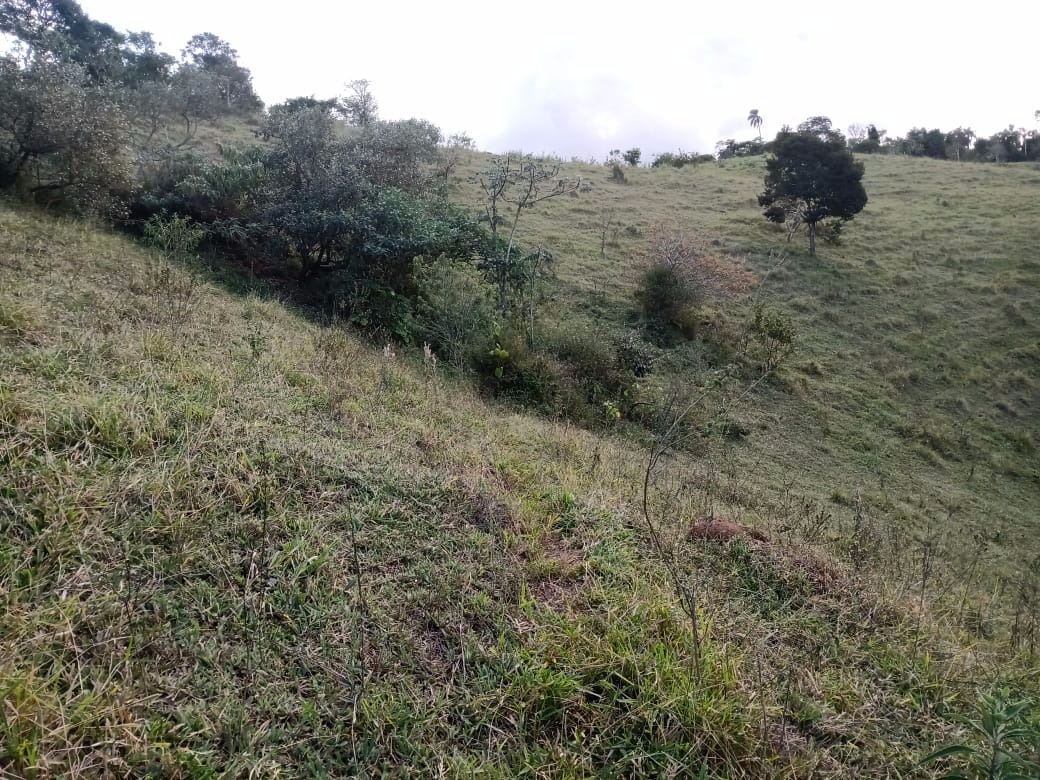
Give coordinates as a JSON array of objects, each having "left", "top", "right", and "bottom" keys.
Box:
[{"left": 747, "top": 109, "right": 763, "bottom": 140}]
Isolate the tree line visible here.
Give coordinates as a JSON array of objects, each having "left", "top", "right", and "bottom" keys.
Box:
[
  {"left": 649, "top": 114, "right": 1040, "bottom": 167},
  {"left": 876, "top": 124, "right": 1039, "bottom": 163}
]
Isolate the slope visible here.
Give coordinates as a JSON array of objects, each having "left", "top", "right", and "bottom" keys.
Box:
[
  {"left": 446, "top": 151, "right": 1040, "bottom": 593},
  {"left": 0, "top": 201, "right": 1015, "bottom": 777}
]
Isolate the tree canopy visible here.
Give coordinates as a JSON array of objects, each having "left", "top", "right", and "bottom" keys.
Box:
[
  {"left": 758, "top": 128, "right": 867, "bottom": 255},
  {"left": 179, "top": 32, "right": 260, "bottom": 111},
  {"left": 339, "top": 79, "right": 378, "bottom": 126}
]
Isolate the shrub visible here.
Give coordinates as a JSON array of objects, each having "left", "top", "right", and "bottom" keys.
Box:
[
  {"left": 143, "top": 212, "right": 205, "bottom": 260},
  {"left": 635, "top": 226, "right": 715, "bottom": 342},
  {"left": 472, "top": 331, "right": 569, "bottom": 415},
  {"left": 742, "top": 305, "right": 796, "bottom": 373},
  {"left": 0, "top": 57, "right": 131, "bottom": 215},
  {"left": 637, "top": 263, "right": 693, "bottom": 340},
  {"left": 650, "top": 151, "right": 713, "bottom": 168},
  {"left": 413, "top": 256, "right": 495, "bottom": 370},
  {"left": 921, "top": 687, "right": 1040, "bottom": 779},
  {"left": 549, "top": 328, "right": 619, "bottom": 387},
  {"left": 693, "top": 312, "right": 740, "bottom": 368},
  {"left": 474, "top": 326, "right": 646, "bottom": 426},
  {"left": 715, "top": 139, "right": 766, "bottom": 159},
  {"left": 851, "top": 139, "right": 882, "bottom": 154},
  {"left": 545, "top": 327, "right": 643, "bottom": 417},
  {"left": 614, "top": 331, "right": 655, "bottom": 377}
]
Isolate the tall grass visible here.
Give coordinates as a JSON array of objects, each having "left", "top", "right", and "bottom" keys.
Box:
[{"left": 2, "top": 146, "right": 1038, "bottom": 777}]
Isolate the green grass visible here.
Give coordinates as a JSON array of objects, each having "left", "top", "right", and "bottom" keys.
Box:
[
  {"left": 448, "top": 151, "right": 1040, "bottom": 597},
  {"left": 2, "top": 146, "right": 1039, "bottom": 776}
]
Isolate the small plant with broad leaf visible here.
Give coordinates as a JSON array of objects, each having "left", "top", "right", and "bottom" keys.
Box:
[{"left": 921, "top": 687, "right": 1040, "bottom": 779}]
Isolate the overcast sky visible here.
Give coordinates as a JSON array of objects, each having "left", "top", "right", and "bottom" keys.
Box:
[{"left": 79, "top": 0, "right": 1038, "bottom": 160}]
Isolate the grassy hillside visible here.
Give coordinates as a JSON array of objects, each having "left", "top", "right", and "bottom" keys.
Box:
[
  {"left": 447, "top": 152, "right": 1040, "bottom": 589},
  {"left": 1, "top": 156, "right": 1038, "bottom": 776}
]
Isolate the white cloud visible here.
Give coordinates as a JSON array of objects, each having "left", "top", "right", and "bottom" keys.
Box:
[{"left": 78, "top": 0, "right": 1040, "bottom": 159}]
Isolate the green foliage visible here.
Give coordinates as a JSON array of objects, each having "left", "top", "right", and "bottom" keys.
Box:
[
  {"left": 338, "top": 79, "right": 378, "bottom": 127},
  {"left": 715, "top": 138, "right": 766, "bottom": 159},
  {"left": 0, "top": 0, "right": 126, "bottom": 84},
  {"left": 354, "top": 118, "right": 442, "bottom": 192},
  {"left": 797, "top": 115, "right": 845, "bottom": 144},
  {"left": 180, "top": 32, "right": 261, "bottom": 112},
  {"left": 547, "top": 327, "right": 640, "bottom": 410},
  {"left": 637, "top": 263, "right": 697, "bottom": 341},
  {"left": 921, "top": 687, "right": 1040, "bottom": 779},
  {"left": 119, "top": 31, "right": 175, "bottom": 88},
  {"left": 472, "top": 330, "right": 562, "bottom": 409},
  {"left": 0, "top": 4, "right": 266, "bottom": 217},
  {"left": 162, "top": 146, "right": 266, "bottom": 229},
  {"left": 879, "top": 124, "right": 1039, "bottom": 163},
  {"left": 472, "top": 325, "right": 643, "bottom": 426},
  {"left": 851, "top": 137, "right": 883, "bottom": 154},
  {"left": 635, "top": 227, "right": 713, "bottom": 343},
  {"left": 759, "top": 128, "right": 867, "bottom": 255},
  {"left": 614, "top": 331, "right": 655, "bottom": 377},
  {"left": 131, "top": 106, "right": 481, "bottom": 337},
  {"left": 143, "top": 212, "right": 205, "bottom": 259},
  {"left": 650, "top": 150, "right": 713, "bottom": 168},
  {"left": 622, "top": 148, "right": 641, "bottom": 167},
  {"left": 0, "top": 56, "right": 131, "bottom": 213},
  {"left": 272, "top": 95, "right": 339, "bottom": 116},
  {"left": 298, "top": 191, "right": 480, "bottom": 338},
  {"left": 743, "top": 305, "right": 796, "bottom": 373},
  {"left": 898, "top": 127, "right": 948, "bottom": 159},
  {"left": 478, "top": 244, "right": 555, "bottom": 330},
  {"left": 413, "top": 255, "right": 495, "bottom": 370}
]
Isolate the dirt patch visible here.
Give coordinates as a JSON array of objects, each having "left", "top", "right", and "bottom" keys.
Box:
[
  {"left": 446, "top": 479, "right": 515, "bottom": 532},
  {"left": 523, "top": 537, "right": 587, "bottom": 611},
  {"left": 689, "top": 516, "right": 769, "bottom": 543}
]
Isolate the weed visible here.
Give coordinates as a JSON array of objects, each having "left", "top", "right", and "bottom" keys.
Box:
[
  {"left": 922, "top": 687, "right": 1040, "bottom": 779},
  {"left": 244, "top": 319, "right": 269, "bottom": 367},
  {"left": 145, "top": 262, "right": 199, "bottom": 324}
]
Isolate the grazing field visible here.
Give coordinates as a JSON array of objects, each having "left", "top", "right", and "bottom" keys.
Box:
[
  {"left": 1, "top": 152, "right": 1039, "bottom": 777},
  {"left": 447, "top": 152, "right": 1040, "bottom": 584}
]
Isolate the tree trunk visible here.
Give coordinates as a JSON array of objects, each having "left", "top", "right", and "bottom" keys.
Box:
[{"left": 808, "top": 222, "right": 817, "bottom": 255}]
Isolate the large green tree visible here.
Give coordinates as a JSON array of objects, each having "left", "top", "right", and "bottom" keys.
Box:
[
  {"left": 758, "top": 129, "right": 867, "bottom": 255},
  {"left": 761, "top": 130, "right": 865, "bottom": 254},
  {"left": 180, "top": 32, "right": 261, "bottom": 112},
  {"left": 0, "top": 0, "right": 124, "bottom": 82},
  {"left": 0, "top": 56, "right": 130, "bottom": 210}
]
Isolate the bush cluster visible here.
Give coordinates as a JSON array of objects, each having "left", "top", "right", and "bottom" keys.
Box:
[
  {"left": 1, "top": 8, "right": 263, "bottom": 214},
  {"left": 0, "top": 2, "right": 494, "bottom": 340},
  {"left": 635, "top": 226, "right": 717, "bottom": 343},
  {"left": 471, "top": 326, "right": 654, "bottom": 428},
  {"left": 650, "top": 151, "right": 714, "bottom": 169},
  {"left": 714, "top": 139, "right": 767, "bottom": 159}
]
